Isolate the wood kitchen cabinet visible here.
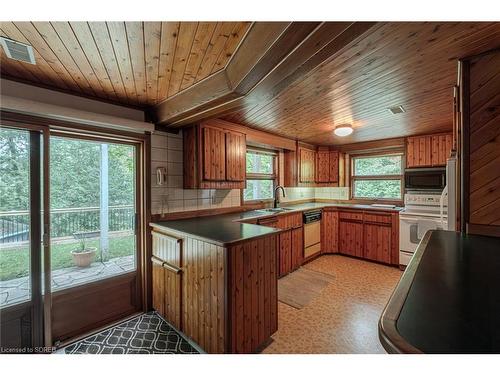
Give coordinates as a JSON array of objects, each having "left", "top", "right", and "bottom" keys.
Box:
[
  {"left": 363, "top": 213, "right": 393, "bottom": 264},
  {"left": 406, "top": 133, "right": 452, "bottom": 168},
  {"left": 184, "top": 120, "right": 246, "bottom": 189},
  {"left": 151, "top": 224, "right": 279, "bottom": 354},
  {"left": 339, "top": 211, "right": 364, "bottom": 258},
  {"left": 316, "top": 150, "right": 339, "bottom": 183},
  {"left": 299, "top": 147, "right": 316, "bottom": 183},
  {"left": 258, "top": 212, "right": 303, "bottom": 277},
  {"left": 321, "top": 208, "right": 400, "bottom": 265},
  {"left": 431, "top": 133, "right": 453, "bottom": 167},
  {"left": 151, "top": 232, "right": 182, "bottom": 331},
  {"left": 278, "top": 230, "right": 292, "bottom": 276},
  {"left": 321, "top": 209, "right": 339, "bottom": 253}
]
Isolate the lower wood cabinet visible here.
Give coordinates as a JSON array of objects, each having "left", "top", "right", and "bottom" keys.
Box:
[
  {"left": 321, "top": 208, "right": 399, "bottom": 265},
  {"left": 339, "top": 220, "right": 364, "bottom": 258},
  {"left": 152, "top": 258, "right": 182, "bottom": 331},
  {"left": 321, "top": 210, "right": 339, "bottom": 253},
  {"left": 363, "top": 223, "right": 392, "bottom": 264},
  {"left": 278, "top": 230, "right": 292, "bottom": 276},
  {"left": 152, "top": 226, "right": 279, "bottom": 354},
  {"left": 291, "top": 227, "right": 304, "bottom": 270}
]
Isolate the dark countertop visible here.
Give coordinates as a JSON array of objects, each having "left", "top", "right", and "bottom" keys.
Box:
[
  {"left": 379, "top": 230, "right": 500, "bottom": 353},
  {"left": 151, "top": 213, "right": 280, "bottom": 246},
  {"left": 151, "top": 201, "right": 402, "bottom": 246}
]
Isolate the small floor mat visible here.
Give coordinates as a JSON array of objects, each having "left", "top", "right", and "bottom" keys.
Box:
[
  {"left": 278, "top": 267, "right": 335, "bottom": 309},
  {"left": 63, "top": 312, "right": 199, "bottom": 354}
]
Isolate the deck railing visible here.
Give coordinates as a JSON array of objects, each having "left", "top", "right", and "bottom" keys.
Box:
[{"left": 0, "top": 205, "right": 134, "bottom": 243}]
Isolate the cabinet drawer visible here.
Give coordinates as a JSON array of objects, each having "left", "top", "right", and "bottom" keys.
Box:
[
  {"left": 152, "top": 231, "right": 182, "bottom": 268},
  {"left": 277, "top": 212, "right": 302, "bottom": 230},
  {"left": 339, "top": 211, "right": 363, "bottom": 221},
  {"left": 257, "top": 216, "right": 279, "bottom": 228},
  {"left": 364, "top": 213, "right": 392, "bottom": 225}
]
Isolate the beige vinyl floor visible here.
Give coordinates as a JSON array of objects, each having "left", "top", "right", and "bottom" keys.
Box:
[{"left": 262, "top": 254, "right": 403, "bottom": 354}]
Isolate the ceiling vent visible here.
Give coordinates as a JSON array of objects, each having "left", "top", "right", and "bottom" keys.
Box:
[
  {"left": 0, "top": 37, "right": 36, "bottom": 64},
  {"left": 388, "top": 105, "right": 405, "bottom": 115}
]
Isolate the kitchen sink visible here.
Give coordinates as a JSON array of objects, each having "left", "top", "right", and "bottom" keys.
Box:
[{"left": 261, "top": 207, "right": 294, "bottom": 213}]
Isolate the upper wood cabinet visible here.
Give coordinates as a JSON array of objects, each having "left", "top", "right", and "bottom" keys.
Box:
[
  {"left": 184, "top": 121, "right": 246, "bottom": 189},
  {"left": 431, "top": 134, "right": 453, "bottom": 167},
  {"left": 406, "top": 133, "right": 452, "bottom": 168},
  {"left": 299, "top": 147, "right": 316, "bottom": 183},
  {"left": 202, "top": 126, "right": 226, "bottom": 181},
  {"left": 316, "top": 150, "right": 339, "bottom": 183},
  {"left": 225, "top": 130, "right": 246, "bottom": 182}
]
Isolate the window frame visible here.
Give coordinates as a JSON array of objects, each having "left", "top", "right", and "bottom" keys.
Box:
[
  {"left": 243, "top": 147, "right": 278, "bottom": 204},
  {"left": 350, "top": 151, "right": 404, "bottom": 202}
]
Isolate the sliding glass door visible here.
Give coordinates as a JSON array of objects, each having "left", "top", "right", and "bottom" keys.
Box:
[
  {"left": 49, "top": 134, "right": 142, "bottom": 345},
  {"left": 1, "top": 121, "right": 145, "bottom": 350},
  {"left": 49, "top": 136, "right": 137, "bottom": 292},
  {"left": 0, "top": 125, "right": 44, "bottom": 350}
]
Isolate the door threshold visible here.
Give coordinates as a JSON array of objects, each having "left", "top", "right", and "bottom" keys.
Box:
[{"left": 55, "top": 311, "right": 144, "bottom": 352}]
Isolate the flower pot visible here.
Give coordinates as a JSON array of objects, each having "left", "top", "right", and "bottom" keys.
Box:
[{"left": 71, "top": 248, "right": 97, "bottom": 268}]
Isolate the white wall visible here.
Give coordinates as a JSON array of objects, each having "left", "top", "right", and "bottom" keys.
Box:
[
  {"left": 0, "top": 79, "right": 153, "bottom": 133},
  {"left": 151, "top": 131, "right": 241, "bottom": 216}
]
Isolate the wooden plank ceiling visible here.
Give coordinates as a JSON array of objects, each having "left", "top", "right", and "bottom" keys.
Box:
[
  {"left": 1, "top": 21, "right": 499, "bottom": 145},
  {"left": 0, "top": 21, "right": 250, "bottom": 106},
  {"left": 221, "top": 22, "right": 500, "bottom": 145}
]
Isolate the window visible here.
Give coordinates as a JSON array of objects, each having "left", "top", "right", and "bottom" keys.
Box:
[
  {"left": 244, "top": 149, "right": 277, "bottom": 202},
  {"left": 351, "top": 153, "right": 403, "bottom": 200}
]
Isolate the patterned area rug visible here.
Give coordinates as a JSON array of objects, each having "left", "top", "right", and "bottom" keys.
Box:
[{"left": 63, "top": 312, "right": 199, "bottom": 354}]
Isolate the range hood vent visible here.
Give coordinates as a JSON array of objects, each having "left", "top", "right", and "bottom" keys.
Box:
[
  {"left": 0, "top": 37, "right": 36, "bottom": 64},
  {"left": 388, "top": 105, "right": 405, "bottom": 114}
]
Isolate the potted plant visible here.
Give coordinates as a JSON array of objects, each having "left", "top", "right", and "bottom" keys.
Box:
[{"left": 71, "top": 231, "right": 97, "bottom": 267}]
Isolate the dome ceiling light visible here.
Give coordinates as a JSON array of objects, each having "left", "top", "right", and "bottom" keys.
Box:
[{"left": 333, "top": 124, "right": 353, "bottom": 137}]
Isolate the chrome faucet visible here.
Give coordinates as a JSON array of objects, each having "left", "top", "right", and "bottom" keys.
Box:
[{"left": 273, "top": 185, "right": 286, "bottom": 208}]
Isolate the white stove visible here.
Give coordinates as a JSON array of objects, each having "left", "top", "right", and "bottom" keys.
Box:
[{"left": 399, "top": 192, "right": 447, "bottom": 266}]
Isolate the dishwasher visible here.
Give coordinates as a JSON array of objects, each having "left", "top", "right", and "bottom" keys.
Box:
[{"left": 303, "top": 210, "right": 322, "bottom": 259}]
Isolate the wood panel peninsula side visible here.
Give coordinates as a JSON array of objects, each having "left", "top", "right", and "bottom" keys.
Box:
[{"left": 150, "top": 220, "right": 280, "bottom": 353}]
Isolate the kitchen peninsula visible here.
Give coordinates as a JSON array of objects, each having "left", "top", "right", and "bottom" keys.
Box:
[{"left": 151, "top": 202, "right": 402, "bottom": 353}]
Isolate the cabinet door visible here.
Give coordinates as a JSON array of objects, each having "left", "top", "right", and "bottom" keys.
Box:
[
  {"left": 299, "top": 148, "right": 316, "bottom": 183},
  {"left": 202, "top": 126, "right": 226, "bottom": 181},
  {"left": 339, "top": 220, "right": 363, "bottom": 257},
  {"left": 431, "top": 133, "right": 453, "bottom": 166},
  {"left": 152, "top": 263, "right": 165, "bottom": 317},
  {"left": 291, "top": 227, "right": 303, "bottom": 270},
  {"left": 321, "top": 210, "right": 339, "bottom": 253},
  {"left": 316, "top": 151, "right": 330, "bottom": 182},
  {"left": 279, "top": 230, "right": 292, "bottom": 277},
  {"left": 329, "top": 151, "right": 339, "bottom": 183},
  {"left": 225, "top": 130, "right": 246, "bottom": 181},
  {"left": 407, "top": 136, "right": 432, "bottom": 168},
  {"left": 363, "top": 223, "right": 392, "bottom": 264},
  {"left": 152, "top": 260, "right": 181, "bottom": 330}
]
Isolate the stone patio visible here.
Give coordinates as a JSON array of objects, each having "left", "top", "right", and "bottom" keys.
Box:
[{"left": 0, "top": 255, "right": 135, "bottom": 307}]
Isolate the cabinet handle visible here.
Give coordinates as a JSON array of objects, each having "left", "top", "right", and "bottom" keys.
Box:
[{"left": 151, "top": 256, "right": 182, "bottom": 274}]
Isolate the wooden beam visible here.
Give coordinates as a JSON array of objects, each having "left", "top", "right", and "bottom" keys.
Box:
[{"left": 150, "top": 22, "right": 377, "bottom": 127}]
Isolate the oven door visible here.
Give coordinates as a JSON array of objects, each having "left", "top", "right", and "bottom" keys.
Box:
[
  {"left": 405, "top": 168, "right": 446, "bottom": 191},
  {"left": 399, "top": 215, "right": 444, "bottom": 265}
]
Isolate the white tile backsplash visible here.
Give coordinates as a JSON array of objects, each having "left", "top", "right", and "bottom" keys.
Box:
[
  {"left": 151, "top": 130, "right": 352, "bottom": 216},
  {"left": 280, "top": 186, "right": 350, "bottom": 203},
  {"left": 151, "top": 131, "right": 241, "bottom": 216}
]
